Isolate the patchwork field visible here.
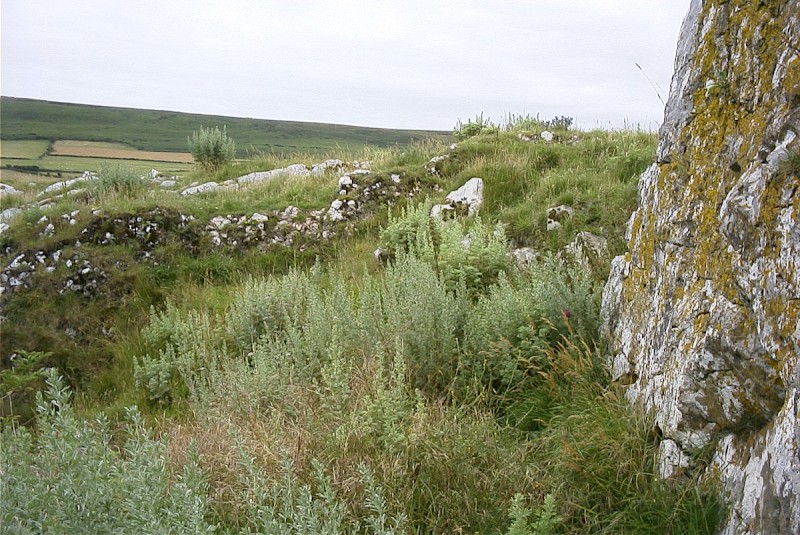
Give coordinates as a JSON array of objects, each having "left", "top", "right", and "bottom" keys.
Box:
[
  {"left": 51, "top": 140, "right": 194, "bottom": 163},
  {"left": 0, "top": 97, "right": 450, "bottom": 192},
  {"left": 0, "top": 140, "right": 50, "bottom": 159},
  {"left": 1, "top": 97, "right": 450, "bottom": 155},
  {"left": 1, "top": 138, "right": 194, "bottom": 188}
]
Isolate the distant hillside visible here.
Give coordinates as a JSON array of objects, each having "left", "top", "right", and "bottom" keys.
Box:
[{"left": 0, "top": 97, "right": 450, "bottom": 155}]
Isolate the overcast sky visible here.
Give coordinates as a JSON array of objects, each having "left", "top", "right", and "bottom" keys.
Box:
[{"left": 1, "top": 1, "right": 689, "bottom": 131}]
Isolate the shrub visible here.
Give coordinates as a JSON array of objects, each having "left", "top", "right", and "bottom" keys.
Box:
[
  {"left": 188, "top": 125, "right": 236, "bottom": 172},
  {"left": 379, "top": 201, "right": 512, "bottom": 294},
  {"left": 454, "top": 114, "right": 499, "bottom": 140},
  {"left": 90, "top": 163, "right": 150, "bottom": 200},
  {"left": 1, "top": 370, "right": 217, "bottom": 534}
]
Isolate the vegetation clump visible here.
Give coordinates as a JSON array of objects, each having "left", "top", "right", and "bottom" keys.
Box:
[
  {"left": 0, "top": 116, "right": 726, "bottom": 534},
  {"left": 188, "top": 125, "right": 237, "bottom": 172}
]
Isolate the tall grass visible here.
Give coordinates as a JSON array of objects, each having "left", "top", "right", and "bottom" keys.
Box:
[{"left": 1, "top": 125, "right": 723, "bottom": 533}]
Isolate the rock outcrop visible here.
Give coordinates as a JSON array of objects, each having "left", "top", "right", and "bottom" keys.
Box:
[{"left": 602, "top": 1, "right": 799, "bottom": 533}]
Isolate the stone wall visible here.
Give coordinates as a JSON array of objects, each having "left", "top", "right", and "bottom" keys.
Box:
[{"left": 602, "top": 1, "right": 799, "bottom": 533}]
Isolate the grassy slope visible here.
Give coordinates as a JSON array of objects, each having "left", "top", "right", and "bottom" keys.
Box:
[
  {"left": 0, "top": 97, "right": 450, "bottom": 155},
  {"left": 0, "top": 125, "right": 726, "bottom": 534}
]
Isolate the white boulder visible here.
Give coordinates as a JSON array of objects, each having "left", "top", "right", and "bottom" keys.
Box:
[
  {"left": 181, "top": 182, "right": 219, "bottom": 195},
  {"left": 0, "top": 183, "right": 21, "bottom": 195},
  {"left": 445, "top": 177, "right": 484, "bottom": 216}
]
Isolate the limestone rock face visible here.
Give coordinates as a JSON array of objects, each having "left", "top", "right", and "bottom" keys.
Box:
[{"left": 602, "top": 1, "right": 800, "bottom": 533}]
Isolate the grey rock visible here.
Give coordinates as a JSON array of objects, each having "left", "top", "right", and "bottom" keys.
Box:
[
  {"left": 181, "top": 182, "right": 218, "bottom": 195},
  {"left": 430, "top": 204, "right": 454, "bottom": 219},
  {"left": 0, "top": 183, "right": 21, "bottom": 195},
  {"left": 561, "top": 231, "right": 608, "bottom": 273},
  {"left": 546, "top": 205, "right": 574, "bottom": 231},
  {"left": 1, "top": 207, "right": 22, "bottom": 223},
  {"left": 602, "top": 2, "right": 800, "bottom": 532},
  {"left": 445, "top": 177, "right": 484, "bottom": 216},
  {"left": 510, "top": 247, "right": 539, "bottom": 268},
  {"left": 311, "top": 159, "right": 344, "bottom": 175},
  {"left": 40, "top": 171, "right": 96, "bottom": 195}
]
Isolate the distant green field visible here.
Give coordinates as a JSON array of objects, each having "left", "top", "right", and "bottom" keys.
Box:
[
  {"left": 0, "top": 139, "right": 50, "bottom": 159},
  {"left": 3, "top": 154, "right": 193, "bottom": 176},
  {"left": 1, "top": 97, "right": 451, "bottom": 155}
]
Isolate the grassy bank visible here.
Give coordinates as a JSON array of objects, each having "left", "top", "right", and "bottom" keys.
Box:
[{"left": 0, "top": 117, "right": 725, "bottom": 533}]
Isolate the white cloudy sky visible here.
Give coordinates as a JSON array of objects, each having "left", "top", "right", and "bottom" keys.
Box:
[{"left": 1, "top": 1, "right": 689, "bottom": 131}]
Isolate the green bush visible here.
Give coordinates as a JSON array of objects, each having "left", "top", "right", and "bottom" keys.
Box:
[
  {"left": 1, "top": 370, "right": 216, "bottom": 534},
  {"left": 92, "top": 163, "right": 150, "bottom": 199},
  {"left": 453, "top": 114, "right": 499, "bottom": 140},
  {"left": 188, "top": 125, "right": 236, "bottom": 172},
  {"left": 379, "top": 201, "right": 512, "bottom": 294}
]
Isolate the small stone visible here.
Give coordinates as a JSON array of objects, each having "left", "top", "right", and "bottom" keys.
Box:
[
  {"left": 445, "top": 177, "right": 484, "bottom": 216},
  {"left": 430, "top": 204, "right": 454, "bottom": 219}
]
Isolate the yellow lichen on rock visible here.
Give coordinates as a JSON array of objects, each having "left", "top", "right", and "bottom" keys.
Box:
[{"left": 602, "top": 1, "right": 800, "bottom": 533}]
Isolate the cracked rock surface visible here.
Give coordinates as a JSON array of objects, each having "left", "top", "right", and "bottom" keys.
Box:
[{"left": 602, "top": 1, "right": 800, "bottom": 533}]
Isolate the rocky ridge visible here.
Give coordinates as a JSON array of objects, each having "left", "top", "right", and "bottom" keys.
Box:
[
  {"left": 602, "top": 1, "right": 799, "bottom": 533},
  {"left": 0, "top": 160, "right": 427, "bottom": 300}
]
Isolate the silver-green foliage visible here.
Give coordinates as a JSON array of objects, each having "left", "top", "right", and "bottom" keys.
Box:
[
  {"left": 188, "top": 125, "right": 236, "bottom": 171},
  {"left": 135, "top": 218, "right": 599, "bottom": 411},
  {"left": 134, "top": 303, "right": 219, "bottom": 403},
  {"left": 379, "top": 201, "right": 512, "bottom": 293},
  {"left": 92, "top": 162, "right": 150, "bottom": 198},
  {"left": 1, "top": 370, "right": 216, "bottom": 534},
  {"left": 506, "top": 494, "right": 562, "bottom": 535},
  {"left": 233, "top": 431, "right": 405, "bottom": 535}
]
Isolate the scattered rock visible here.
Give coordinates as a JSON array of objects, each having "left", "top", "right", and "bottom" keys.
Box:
[
  {"left": 311, "top": 159, "right": 344, "bottom": 175},
  {"left": 430, "top": 204, "right": 454, "bottom": 219},
  {"left": 510, "top": 247, "right": 539, "bottom": 267},
  {"left": 160, "top": 180, "right": 177, "bottom": 188},
  {"left": 425, "top": 155, "right": 447, "bottom": 175},
  {"left": 283, "top": 164, "right": 310, "bottom": 176},
  {"left": 546, "top": 204, "right": 574, "bottom": 231},
  {"left": 445, "top": 177, "right": 484, "bottom": 216},
  {"left": 281, "top": 206, "right": 299, "bottom": 221},
  {"left": 1, "top": 207, "right": 22, "bottom": 225},
  {"left": 540, "top": 130, "right": 554, "bottom": 142},
  {"left": 181, "top": 182, "right": 219, "bottom": 195},
  {"left": 39, "top": 171, "right": 96, "bottom": 195},
  {"left": 0, "top": 183, "right": 21, "bottom": 195},
  {"left": 561, "top": 231, "right": 608, "bottom": 273}
]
